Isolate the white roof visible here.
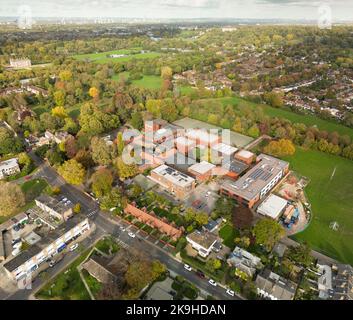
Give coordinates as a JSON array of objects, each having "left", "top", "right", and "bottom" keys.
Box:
[
  {"left": 257, "top": 194, "right": 288, "bottom": 219},
  {"left": 175, "top": 136, "right": 196, "bottom": 147},
  {"left": 0, "top": 158, "right": 18, "bottom": 170},
  {"left": 236, "top": 150, "right": 254, "bottom": 159},
  {"left": 152, "top": 164, "right": 195, "bottom": 187},
  {"left": 188, "top": 161, "right": 216, "bottom": 174},
  {"left": 186, "top": 129, "right": 219, "bottom": 144},
  {"left": 212, "top": 143, "right": 238, "bottom": 156}
]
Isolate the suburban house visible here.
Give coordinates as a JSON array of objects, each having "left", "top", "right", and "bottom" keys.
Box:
[
  {"left": 317, "top": 264, "right": 333, "bottom": 300},
  {"left": 255, "top": 269, "right": 298, "bottom": 300},
  {"left": 0, "top": 158, "right": 20, "bottom": 179},
  {"left": 186, "top": 229, "right": 218, "bottom": 258},
  {"left": 149, "top": 164, "right": 196, "bottom": 199},
  {"left": 220, "top": 154, "right": 289, "bottom": 208},
  {"left": 227, "top": 246, "right": 262, "bottom": 277},
  {"left": 35, "top": 195, "right": 74, "bottom": 222},
  {"left": 82, "top": 255, "right": 117, "bottom": 284}
]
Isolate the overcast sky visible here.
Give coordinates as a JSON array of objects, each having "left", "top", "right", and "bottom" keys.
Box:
[{"left": 1, "top": 0, "right": 353, "bottom": 21}]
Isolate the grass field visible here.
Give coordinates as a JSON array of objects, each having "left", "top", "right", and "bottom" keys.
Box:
[
  {"left": 212, "top": 96, "right": 353, "bottom": 140},
  {"left": 73, "top": 49, "right": 160, "bottom": 64},
  {"left": 112, "top": 72, "right": 162, "bottom": 90},
  {"left": 283, "top": 148, "right": 353, "bottom": 265},
  {"left": 112, "top": 71, "right": 162, "bottom": 89}
]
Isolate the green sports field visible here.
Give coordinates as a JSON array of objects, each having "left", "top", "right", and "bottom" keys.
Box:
[
  {"left": 283, "top": 148, "right": 353, "bottom": 265},
  {"left": 73, "top": 49, "right": 160, "bottom": 64}
]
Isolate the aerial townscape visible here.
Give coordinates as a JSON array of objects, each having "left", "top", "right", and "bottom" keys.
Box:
[{"left": 0, "top": 1, "right": 353, "bottom": 307}]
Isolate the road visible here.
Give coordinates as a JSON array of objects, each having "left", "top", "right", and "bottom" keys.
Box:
[{"left": 5, "top": 153, "right": 242, "bottom": 300}]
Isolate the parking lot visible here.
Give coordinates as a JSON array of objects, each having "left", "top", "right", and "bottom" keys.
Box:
[{"left": 185, "top": 182, "right": 220, "bottom": 214}]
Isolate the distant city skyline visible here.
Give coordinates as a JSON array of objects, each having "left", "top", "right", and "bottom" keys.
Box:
[{"left": 1, "top": 0, "right": 353, "bottom": 22}]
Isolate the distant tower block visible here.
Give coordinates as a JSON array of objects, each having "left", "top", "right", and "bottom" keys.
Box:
[{"left": 329, "top": 221, "right": 339, "bottom": 231}]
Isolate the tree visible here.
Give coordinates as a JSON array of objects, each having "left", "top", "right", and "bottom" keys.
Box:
[
  {"left": 0, "top": 182, "right": 25, "bottom": 216},
  {"left": 91, "top": 137, "right": 112, "bottom": 166},
  {"left": 91, "top": 168, "right": 113, "bottom": 198},
  {"left": 232, "top": 205, "right": 253, "bottom": 229},
  {"left": 116, "top": 132, "right": 125, "bottom": 156},
  {"left": 89, "top": 87, "right": 99, "bottom": 99},
  {"left": 206, "top": 258, "right": 222, "bottom": 273},
  {"left": 73, "top": 203, "right": 81, "bottom": 214},
  {"left": 161, "top": 66, "right": 173, "bottom": 80},
  {"left": 0, "top": 127, "right": 23, "bottom": 156},
  {"left": 130, "top": 112, "right": 143, "bottom": 130},
  {"left": 116, "top": 157, "right": 138, "bottom": 180},
  {"left": 287, "top": 242, "right": 313, "bottom": 267},
  {"left": 58, "top": 159, "right": 86, "bottom": 185},
  {"left": 264, "top": 91, "right": 283, "bottom": 108},
  {"left": 247, "top": 124, "right": 260, "bottom": 138},
  {"left": 100, "top": 188, "right": 126, "bottom": 211},
  {"left": 252, "top": 218, "right": 285, "bottom": 251},
  {"left": 59, "top": 70, "right": 72, "bottom": 82},
  {"left": 264, "top": 139, "right": 295, "bottom": 157},
  {"left": 51, "top": 106, "right": 68, "bottom": 118},
  {"left": 53, "top": 90, "right": 66, "bottom": 106}
]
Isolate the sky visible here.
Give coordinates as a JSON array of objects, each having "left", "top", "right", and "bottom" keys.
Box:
[{"left": 1, "top": 0, "right": 353, "bottom": 21}]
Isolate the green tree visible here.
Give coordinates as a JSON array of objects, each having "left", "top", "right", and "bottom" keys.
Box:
[
  {"left": 116, "top": 157, "right": 138, "bottom": 180},
  {"left": 252, "top": 218, "right": 285, "bottom": 251},
  {"left": 91, "top": 136, "right": 112, "bottom": 166},
  {"left": 91, "top": 168, "right": 113, "bottom": 198},
  {"left": 58, "top": 159, "right": 86, "bottom": 185}
]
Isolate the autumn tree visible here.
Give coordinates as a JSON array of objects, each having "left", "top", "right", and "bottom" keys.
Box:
[
  {"left": 91, "top": 168, "right": 114, "bottom": 198},
  {"left": 115, "top": 157, "right": 138, "bottom": 180},
  {"left": 91, "top": 136, "right": 112, "bottom": 166},
  {"left": 264, "top": 139, "right": 296, "bottom": 157},
  {"left": 0, "top": 182, "right": 25, "bottom": 217},
  {"left": 89, "top": 86, "right": 99, "bottom": 99},
  {"left": 161, "top": 66, "right": 173, "bottom": 80},
  {"left": 58, "top": 159, "right": 86, "bottom": 185}
]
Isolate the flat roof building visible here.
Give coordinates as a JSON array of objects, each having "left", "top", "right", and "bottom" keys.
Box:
[
  {"left": 188, "top": 161, "right": 216, "bottom": 182},
  {"left": 222, "top": 159, "right": 249, "bottom": 179},
  {"left": 149, "top": 164, "right": 195, "bottom": 199},
  {"left": 35, "top": 195, "right": 74, "bottom": 222},
  {"left": 257, "top": 194, "right": 288, "bottom": 220},
  {"left": 234, "top": 150, "right": 255, "bottom": 165},
  {"left": 4, "top": 215, "right": 90, "bottom": 281},
  {"left": 212, "top": 143, "right": 238, "bottom": 158},
  {"left": 220, "top": 154, "right": 289, "bottom": 208},
  {"left": 0, "top": 158, "right": 20, "bottom": 179}
]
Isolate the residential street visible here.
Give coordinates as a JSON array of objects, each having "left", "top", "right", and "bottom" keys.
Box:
[{"left": 4, "top": 154, "right": 242, "bottom": 301}]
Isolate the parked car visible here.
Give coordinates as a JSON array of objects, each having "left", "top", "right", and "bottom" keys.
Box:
[
  {"left": 120, "top": 226, "right": 126, "bottom": 232},
  {"left": 196, "top": 271, "right": 206, "bottom": 279},
  {"left": 226, "top": 289, "right": 235, "bottom": 297},
  {"left": 208, "top": 279, "right": 217, "bottom": 286},
  {"left": 69, "top": 243, "right": 79, "bottom": 252},
  {"left": 49, "top": 260, "right": 56, "bottom": 267},
  {"left": 128, "top": 232, "right": 136, "bottom": 238},
  {"left": 184, "top": 264, "right": 192, "bottom": 271}
]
